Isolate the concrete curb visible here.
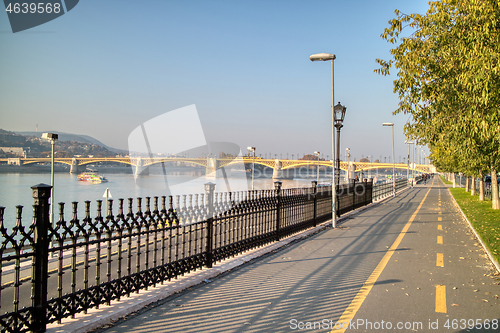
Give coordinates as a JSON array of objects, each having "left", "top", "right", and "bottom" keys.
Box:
[
  {"left": 447, "top": 188, "right": 500, "bottom": 275},
  {"left": 47, "top": 186, "right": 410, "bottom": 333}
]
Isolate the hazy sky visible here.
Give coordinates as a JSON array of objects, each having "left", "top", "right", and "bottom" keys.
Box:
[{"left": 0, "top": 0, "right": 430, "bottom": 162}]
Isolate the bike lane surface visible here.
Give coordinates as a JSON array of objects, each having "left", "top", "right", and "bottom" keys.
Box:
[{"left": 336, "top": 177, "right": 500, "bottom": 332}]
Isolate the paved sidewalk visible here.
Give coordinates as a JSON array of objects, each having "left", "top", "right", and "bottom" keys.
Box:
[{"left": 51, "top": 177, "right": 500, "bottom": 332}]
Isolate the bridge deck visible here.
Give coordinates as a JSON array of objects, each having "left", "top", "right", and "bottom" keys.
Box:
[{"left": 0, "top": 157, "right": 432, "bottom": 172}]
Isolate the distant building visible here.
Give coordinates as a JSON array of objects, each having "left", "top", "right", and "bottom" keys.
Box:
[{"left": 0, "top": 147, "right": 26, "bottom": 157}]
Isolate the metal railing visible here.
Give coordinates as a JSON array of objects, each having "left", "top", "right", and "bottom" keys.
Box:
[
  {"left": 372, "top": 178, "right": 411, "bottom": 201},
  {"left": 0, "top": 178, "right": 407, "bottom": 332},
  {"left": 484, "top": 183, "right": 500, "bottom": 201},
  {"left": 451, "top": 175, "right": 500, "bottom": 200}
]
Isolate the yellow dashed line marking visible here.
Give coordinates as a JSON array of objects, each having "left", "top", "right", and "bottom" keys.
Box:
[
  {"left": 436, "top": 253, "right": 444, "bottom": 267},
  {"left": 437, "top": 236, "right": 443, "bottom": 244},
  {"left": 435, "top": 285, "right": 447, "bottom": 313},
  {"left": 330, "top": 188, "right": 431, "bottom": 333},
  {"left": 438, "top": 217, "right": 442, "bottom": 221},
  {"left": 437, "top": 225, "right": 442, "bottom": 231}
]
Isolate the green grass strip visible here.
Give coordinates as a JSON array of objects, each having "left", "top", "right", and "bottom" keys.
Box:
[
  {"left": 449, "top": 187, "right": 500, "bottom": 265},
  {"left": 440, "top": 176, "right": 453, "bottom": 185}
]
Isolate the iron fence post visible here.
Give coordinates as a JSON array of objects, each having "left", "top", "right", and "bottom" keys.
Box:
[
  {"left": 274, "top": 181, "right": 282, "bottom": 241},
  {"left": 311, "top": 181, "right": 317, "bottom": 227},
  {"left": 352, "top": 179, "right": 356, "bottom": 208},
  {"left": 368, "top": 179, "right": 373, "bottom": 204},
  {"left": 364, "top": 179, "right": 368, "bottom": 205},
  {"left": 31, "top": 183, "right": 52, "bottom": 333},
  {"left": 205, "top": 182, "right": 215, "bottom": 268}
]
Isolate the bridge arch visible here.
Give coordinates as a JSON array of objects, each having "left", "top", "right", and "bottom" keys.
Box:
[{"left": 21, "top": 159, "right": 73, "bottom": 166}]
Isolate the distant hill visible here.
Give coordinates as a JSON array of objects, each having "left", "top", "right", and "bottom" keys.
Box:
[
  {"left": 15, "top": 131, "right": 125, "bottom": 153},
  {"left": 0, "top": 129, "right": 126, "bottom": 158}
]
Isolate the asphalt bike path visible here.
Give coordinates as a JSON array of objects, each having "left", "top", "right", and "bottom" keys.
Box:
[
  {"left": 91, "top": 177, "right": 499, "bottom": 333},
  {"left": 343, "top": 177, "right": 499, "bottom": 333}
]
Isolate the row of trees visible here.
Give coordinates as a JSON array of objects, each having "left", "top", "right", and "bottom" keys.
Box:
[{"left": 376, "top": 0, "right": 500, "bottom": 209}]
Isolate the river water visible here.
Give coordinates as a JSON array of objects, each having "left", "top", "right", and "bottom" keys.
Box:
[{"left": 0, "top": 172, "right": 325, "bottom": 232}]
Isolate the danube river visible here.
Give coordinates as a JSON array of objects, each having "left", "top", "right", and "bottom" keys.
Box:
[{"left": 0, "top": 172, "right": 325, "bottom": 232}]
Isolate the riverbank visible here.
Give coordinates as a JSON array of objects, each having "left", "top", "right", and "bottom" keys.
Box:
[{"left": 0, "top": 164, "right": 69, "bottom": 173}]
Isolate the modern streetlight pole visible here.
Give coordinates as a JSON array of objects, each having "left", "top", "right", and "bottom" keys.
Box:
[
  {"left": 417, "top": 146, "right": 420, "bottom": 166},
  {"left": 247, "top": 147, "right": 256, "bottom": 190},
  {"left": 314, "top": 151, "right": 320, "bottom": 183},
  {"left": 383, "top": 123, "right": 395, "bottom": 197},
  {"left": 310, "top": 52, "right": 338, "bottom": 228},
  {"left": 414, "top": 143, "right": 417, "bottom": 178},
  {"left": 42, "top": 132, "right": 58, "bottom": 232},
  {"left": 346, "top": 148, "right": 350, "bottom": 182},
  {"left": 405, "top": 140, "right": 413, "bottom": 186}
]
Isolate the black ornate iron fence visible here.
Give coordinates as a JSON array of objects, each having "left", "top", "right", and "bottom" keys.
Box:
[{"left": 0, "top": 178, "right": 403, "bottom": 332}]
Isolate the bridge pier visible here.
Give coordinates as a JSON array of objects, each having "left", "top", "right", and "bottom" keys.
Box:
[
  {"left": 205, "top": 157, "right": 218, "bottom": 178},
  {"left": 345, "top": 161, "right": 355, "bottom": 183},
  {"left": 134, "top": 157, "right": 149, "bottom": 177},
  {"left": 7, "top": 158, "right": 21, "bottom": 165},
  {"left": 70, "top": 158, "right": 84, "bottom": 174},
  {"left": 206, "top": 157, "right": 235, "bottom": 179},
  {"left": 272, "top": 159, "right": 294, "bottom": 179}
]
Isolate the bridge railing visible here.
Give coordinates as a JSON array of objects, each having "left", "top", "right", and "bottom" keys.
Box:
[{"left": 0, "top": 178, "right": 412, "bottom": 332}]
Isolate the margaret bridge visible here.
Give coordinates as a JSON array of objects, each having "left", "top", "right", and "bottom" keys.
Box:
[{"left": 1, "top": 157, "right": 434, "bottom": 179}]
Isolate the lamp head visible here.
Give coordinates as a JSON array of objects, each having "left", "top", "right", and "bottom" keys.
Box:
[
  {"left": 333, "top": 102, "right": 346, "bottom": 127},
  {"left": 309, "top": 53, "right": 336, "bottom": 61},
  {"left": 42, "top": 132, "right": 58, "bottom": 141}
]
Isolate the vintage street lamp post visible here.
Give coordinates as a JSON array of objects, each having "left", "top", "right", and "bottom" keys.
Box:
[
  {"left": 334, "top": 103, "right": 347, "bottom": 191},
  {"left": 314, "top": 151, "right": 320, "bottom": 183},
  {"left": 382, "top": 123, "right": 395, "bottom": 197},
  {"left": 42, "top": 132, "right": 58, "bottom": 227}
]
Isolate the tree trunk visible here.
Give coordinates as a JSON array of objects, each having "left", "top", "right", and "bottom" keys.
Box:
[
  {"left": 471, "top": 176, "right": 476, "bottom": 196},
  {"left": 491, "top": 166, "right": 499, "bottom": 209},
  {"left": 465, "top": 176, "right": 470, "bottom": 192},
  {"left": 479, "top": 170, "right": 485, "bottom": 201}
]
